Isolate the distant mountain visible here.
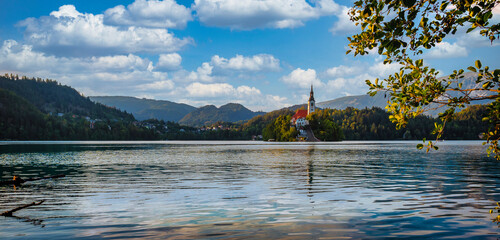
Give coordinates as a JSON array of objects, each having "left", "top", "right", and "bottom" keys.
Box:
[
  {"left": 90, "top": 96, "right": 196, "bottom": 122},
  {"left": 0, "top": 75, "right": 134, "bottom": 121},
  {"left": 179, "top": 103, "right": 265, "bottom": 127},
  {"left": 316, "top": 72, "right": 492, "bottom": 116},
  {"left": 0, "top": 75, "right": 164, "bottom": 140},
  {"left": 317, "top": 92, "right": 388, "bottom": 110}
]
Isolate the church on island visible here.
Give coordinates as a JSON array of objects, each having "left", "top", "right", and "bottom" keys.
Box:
[{"left": 291, "top": 85, "right": 320, "bottom": 141}]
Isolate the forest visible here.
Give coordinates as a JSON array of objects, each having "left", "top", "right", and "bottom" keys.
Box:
[{"left": 0, "top": 74, "right": 490, "bottom": 141}]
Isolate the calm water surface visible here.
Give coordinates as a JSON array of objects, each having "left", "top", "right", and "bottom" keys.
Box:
[{"left": 0, "top": 141, "right": 499, "bottom": 239}]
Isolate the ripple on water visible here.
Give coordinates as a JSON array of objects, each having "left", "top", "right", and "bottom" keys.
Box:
[{"left": 0, "top": 141, "right": 499, "bottom": 239}]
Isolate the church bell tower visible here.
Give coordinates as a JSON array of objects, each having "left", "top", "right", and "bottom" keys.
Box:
[{"left": 308, "top": 85, "right": 315, "bottom": 115}]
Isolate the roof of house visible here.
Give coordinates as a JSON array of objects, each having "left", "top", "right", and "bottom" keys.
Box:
[{"left": 292, "top": 109, "right": 308, "bottom": 121}]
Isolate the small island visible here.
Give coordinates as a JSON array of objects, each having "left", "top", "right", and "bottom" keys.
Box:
[{"left": 263, "top": 85, "right": 343, "bottom": 142}]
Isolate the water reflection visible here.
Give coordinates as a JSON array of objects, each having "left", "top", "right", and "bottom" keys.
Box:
[{"left": 0, "top": 141, "right": 498, "bottom": 239}]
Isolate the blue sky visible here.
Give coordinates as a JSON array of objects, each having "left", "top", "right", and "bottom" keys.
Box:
[{"left": 1, "top": 0, "right": 499, "bottom": 111}]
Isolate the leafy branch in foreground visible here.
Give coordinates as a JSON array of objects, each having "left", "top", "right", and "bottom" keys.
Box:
[{"left": 347, "top": 0, "right": 499, "bottom": 159}]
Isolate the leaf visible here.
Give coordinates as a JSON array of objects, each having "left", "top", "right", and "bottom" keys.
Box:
[
  {"left": 403, "top": 0, "right": 416, "bottom": 8},
  {"left": 467, "top": 66, "right": 476, "bottom": 72},
  {"left": 475, "top": 60, "right": 482, "bottom": 69},
  {"left": 416, "top": 144, "right": 424, "bottom": 149}
]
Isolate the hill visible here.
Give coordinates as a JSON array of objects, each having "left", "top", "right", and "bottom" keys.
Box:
[
  {"left": 317, "top": 92, "right": 388, "bottom": 110},
  {"left": 0, "top": 75, "right": 134, "bottom": 121},
  {"left": 316, "top": 72, "right": 491, "bottom": 116},
  {"left": 0, "top": 74, "right": 163, "bottom": 140},
  {"left": 179, "top": 103, "right": 265, "bottom": 127},
  {"left": 90, "top": 96, "right": 196, "bottom": 122}
]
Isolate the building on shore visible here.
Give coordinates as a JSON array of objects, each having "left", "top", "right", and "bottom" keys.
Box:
[{"left": 291, "top": 85, "right": 318, "bottom": 139}]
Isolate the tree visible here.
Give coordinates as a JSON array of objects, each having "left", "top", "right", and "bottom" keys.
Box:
[
  {"left": 306, "top": 109, "right": 344, "bottom": 141},
  {"left": 347, "top": 0, "right": 499, "bottom": 159}
]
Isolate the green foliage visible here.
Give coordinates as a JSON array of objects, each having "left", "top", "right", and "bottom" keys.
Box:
[
  {"left": 0, "top": 75, "right": 135, "bottom": 121},
  {"left": 348, "top": 0, "right": 499, "bottom": 159},
  {"left": 0, "top": 76, "right": 159, "bottom": 140},
  {"left": 306, "top": 109, "right": 344, "bottom": 141},
  {"left": 262, "top": 115, "right": 298, "bottom": 141},
  {"left": 242, "top": 108, "right": 295, "bottom": 136}
]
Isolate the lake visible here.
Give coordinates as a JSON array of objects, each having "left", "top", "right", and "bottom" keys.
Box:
[{"left": 0, "top": 141, "right": 499, "bottom": 239}]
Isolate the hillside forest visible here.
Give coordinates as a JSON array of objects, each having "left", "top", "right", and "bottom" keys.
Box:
[{"left": 0, "top": 74, "right": 489, "bottom": 141}]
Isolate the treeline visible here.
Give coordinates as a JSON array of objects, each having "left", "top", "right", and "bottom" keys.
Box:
[
  {"left": 0, "top": 88, "right": 158, "bottom": 140},
  {"left": 257, "top": 105, "right": 488, "bottom": 142},
  {"left": 0, "top": 74, "right": 489, "bottom": 141},
  {"left": 0, "top": 74, "right": 134, "bottom": 121},
  {"left": 330, "top": 106, "right": 487, "bottom": 140}
]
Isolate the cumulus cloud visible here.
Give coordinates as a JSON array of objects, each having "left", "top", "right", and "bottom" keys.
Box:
[
  {"left": 368, "top": 61, "right": 402, "bottom": 77},
  {"left": 324, "top": 65, "right": 361, "bottom": 78},
  {"left": 426, "top": 41, "right": 468, "bottom": 59},
  {"left": 186, "top": 82, "right": 261, "bottom": 97},
  {"left": 104, "top": 0, "right": 192, "bottom": 29},
  {"left": 282, "top": 68, "right": 323, "bottom": 88},
  {"left": 211, "top": 54, "right": 280, "bottom": 72},
  {"left": 0, "top": 40, "right": 153, "bottom": 74},
  {"left": 156, "top": 53, "right": 182, "bottom": 71},
  {"left": 322, "top": 61, "right": 402, "bottom": 97},
  {"left": 182, "top": 82, "right": 291, "bottom": 111},
  {"left": 18, "top": 5, "right": 192, "bottom": 57},
  {"left": 330, "top": 6, "right": 358, "bottom": 35},
  {"left": 0, "top": 39, "right": 177, "bottom": 97},
  {"left": 192, "top": 0, "right": 340, "bottom": 30}
]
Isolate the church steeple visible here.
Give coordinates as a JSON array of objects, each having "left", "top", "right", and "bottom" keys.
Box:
[
  {"left": 308, "top": 84, "right": 315, "bottom": 115},
  {"left": 309, "top": 85, "right": 315, "bottom": 102}
]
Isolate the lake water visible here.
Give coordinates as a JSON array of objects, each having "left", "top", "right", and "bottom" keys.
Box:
[{"left": 0, "top": 141, "right": 499, "bottom": 239}]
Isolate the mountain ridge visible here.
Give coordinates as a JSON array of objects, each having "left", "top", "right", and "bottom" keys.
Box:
[
  {"left": 179, "top": 103, "right": 265, "bottom": 127},
  {"left": 90, "top": 96, "right": 196, "bottom": 122}
]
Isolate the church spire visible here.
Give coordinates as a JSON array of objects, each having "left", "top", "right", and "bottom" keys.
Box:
[
  {"left": 309, "top": 84, "right": 315, "bottom": 102},
  {"left": 308, "top": 84, "right": 315, "bottom": 115}
]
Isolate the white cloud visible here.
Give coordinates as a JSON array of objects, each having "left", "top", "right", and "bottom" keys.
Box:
[
  {"left": 321, "top": 61, "right": 402, "bottom": 97},
  {"left": 104, "top": 0, "right": 192, "bottom": 29},
  {"left": 426, "top": 41, "right": 468, "bottom": 59},
  {"left": 182, "top": 82, "right": 290, "bottom": 111},
  {"left": 0, "top": 39, "right": 177, "bottom": 97},
  {"left": 137, "top": 80, "right": 175, "bottom": 91},
  {"left": 330, "top": 6, "right": 358, "bottom": 35},
  {"left": 192, "top": 0, "right": 340, "bottom": 30},
  {"left": 282, "top": 68, "right": 323, "bottom": 88},
  {"left": 236, "top": 85, "right": 262, "bottom": 96},
  {"left": 326, "top": 73, "right": 374, "bottom": 96},
  {"left": 186, "top": 82, "right": 260, "bottom": 97},
  {"left": 156, "top": 53, "right": 182, "bottom": 71},
  {"left": 50, "top": 4, "right": 82, "bottom": 18},
  {"left": 0, "top": 40, "right": 153, "bottom": 74},
  {"left": 325, "top": 65, "right": 361, "bottom": 78},
  {"left": 18, "top": 5, "right": 192, "bottom": 57},
  {"left": 210, "top": 54, "right": 280, "bottom": 72},
  {"left": 171, "top": 53, "right": 280, "bottom": 82},
  {"left": 368, "top": 61, "right": 402, "bottom": 77},
  {"left": 187, "top": 62, "right": 214, "bottom": 82}
]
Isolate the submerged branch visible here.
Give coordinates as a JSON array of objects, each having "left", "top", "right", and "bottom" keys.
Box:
[{"left": 1, "top": 200, "right": 45, "bottom": 217}]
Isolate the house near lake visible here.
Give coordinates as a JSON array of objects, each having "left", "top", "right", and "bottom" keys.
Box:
[{"left": 291, "top": 85, "right": 316, "bottom": 127}]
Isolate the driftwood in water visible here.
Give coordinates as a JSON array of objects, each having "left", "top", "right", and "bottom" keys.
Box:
[
  {"left": 1, "top": 200, "right": 45, "bottom": 217},
  {"left": 0, "top": 174, "right": 65, "bottom": 186}
]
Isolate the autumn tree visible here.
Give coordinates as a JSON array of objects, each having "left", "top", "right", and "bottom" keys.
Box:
[{"left": 347, "top": 0, "right": 499, "bottom": 158}]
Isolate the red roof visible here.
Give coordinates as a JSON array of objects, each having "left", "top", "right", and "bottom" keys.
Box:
[{"left": 292, "top": 109, "right": 308, "bottom": 122}]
